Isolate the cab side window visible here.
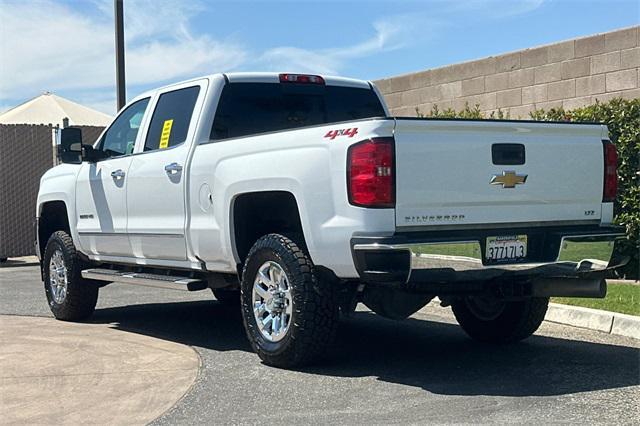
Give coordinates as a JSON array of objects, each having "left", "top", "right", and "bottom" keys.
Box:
[
  {"left": 97, "top": 98, "right": 150, "bottom": 158},
  {"left": 144, "top": 86, "right": 200, "bottom": 152}
]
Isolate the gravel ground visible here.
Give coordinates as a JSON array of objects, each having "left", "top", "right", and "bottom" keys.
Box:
[{"left": 1, "top": 261, "right": 639, "bottom": 424}]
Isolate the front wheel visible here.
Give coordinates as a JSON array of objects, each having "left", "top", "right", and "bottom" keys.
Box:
[
  {"left": 240, "top": 234, "right": 338, "bottom": 368},
  {"left": 43, "top": 231, "right": 98, "bottom": 321},
  {"left": 451, "top": 296, "right": 549, "bottom": 343}
]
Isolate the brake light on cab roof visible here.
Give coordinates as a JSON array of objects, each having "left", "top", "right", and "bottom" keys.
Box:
[{"left": 279, "top": 73, "right": 325, "bottom": 85}]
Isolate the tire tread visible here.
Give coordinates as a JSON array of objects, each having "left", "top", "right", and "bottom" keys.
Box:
[
  {"left": 241, "top": 234, "right": 338, "bottom": 368},
  {"left": 451, "top": 297, "right": 549, "bottom": 343},
  {"left": 44, "top": 231, "right": 98, "bottom": 321}
]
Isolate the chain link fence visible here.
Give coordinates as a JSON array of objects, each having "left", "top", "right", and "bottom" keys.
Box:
[{"left": 0, "top": 124, "right": 104, "bottom": 259}]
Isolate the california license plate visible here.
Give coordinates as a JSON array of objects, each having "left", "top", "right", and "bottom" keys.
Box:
[{"left": 486, "top": 235, "right": 527, "bottom": 262}]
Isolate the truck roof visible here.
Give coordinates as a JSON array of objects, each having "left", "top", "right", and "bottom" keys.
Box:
[{"left": 134, "top": 72, "right": 373, "bottom": 101}]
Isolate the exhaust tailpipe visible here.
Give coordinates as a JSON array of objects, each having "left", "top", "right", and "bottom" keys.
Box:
[{"left": 531, "top": 278, "right": 607, "bottom": 298}]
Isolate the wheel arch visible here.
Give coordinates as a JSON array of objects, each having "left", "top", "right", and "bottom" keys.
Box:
[
  {"left": 38, "top": 200, "right": 71, "bottom": 259},
  {"left": 230, "top": 190, "right": 307, "bottom": 267}
]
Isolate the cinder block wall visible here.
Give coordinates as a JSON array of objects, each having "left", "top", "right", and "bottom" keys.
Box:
[{"left": 374, "top": 26, "right": 639, "bottom": 118}]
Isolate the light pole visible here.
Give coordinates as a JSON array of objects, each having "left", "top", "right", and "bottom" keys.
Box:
[{"left": 114, "top": 0, "right": 126, "bottom": 111}]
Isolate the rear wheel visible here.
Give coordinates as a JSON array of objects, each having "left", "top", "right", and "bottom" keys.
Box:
[
  {"left": 240, "top": 234, "right": 338, "bottom": 368},
  {"left": 43, "top": 231, "right": 98, "bottom": 321},
  {"left": 451, "top": 296, "right": 549, "bottom": 343}
]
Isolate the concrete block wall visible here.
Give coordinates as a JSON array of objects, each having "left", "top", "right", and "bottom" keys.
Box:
[{"left": 375, "top": 26, "right": 640, "bottom": 118}]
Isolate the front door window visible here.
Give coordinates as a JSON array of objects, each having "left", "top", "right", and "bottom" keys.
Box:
[{"left": 97, "top": 98, "right": 150, "bottom": 158}]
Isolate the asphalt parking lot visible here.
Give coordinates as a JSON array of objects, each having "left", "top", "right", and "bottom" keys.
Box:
[{"left": 1, "top": 260, "right": 639, "bottom": 424}]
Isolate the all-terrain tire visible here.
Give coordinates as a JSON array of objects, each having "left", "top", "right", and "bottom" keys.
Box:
[
  {"left": 43, "top": 231, "right": 98, "bottom": 321},
  {"left": 212, "top": 287, "right": 240, "bottom": 306},
  {"left": 240, "top": 234, "right": 338, "bottom": 368},
  {"left": 451, "top": 296, "right": 549, "bottom": 343}
]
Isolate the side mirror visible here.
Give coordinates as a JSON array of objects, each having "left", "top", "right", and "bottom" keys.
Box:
[
  {"left": 58, "top": 127, "right": 83, "bottom": 164},
  {"left": 82, "top": 144, "right": 109, "bottom": 163}
]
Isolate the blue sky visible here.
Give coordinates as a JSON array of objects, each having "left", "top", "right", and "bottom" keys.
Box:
[{"left": 1, "top": 0, "right": 638, "bottom": 115}]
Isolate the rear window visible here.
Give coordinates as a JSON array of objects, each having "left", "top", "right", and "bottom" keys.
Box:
[
  {"left": 211, "top": 83, "right": 385, "bottom": 140},
  {"left": 145, "top": 86, "right": 200, "bottom": 151}
]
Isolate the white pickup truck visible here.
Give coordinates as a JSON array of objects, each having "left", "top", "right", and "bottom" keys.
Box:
[{"left": 37, "top": 72, "right": 625, "bottom": 367}]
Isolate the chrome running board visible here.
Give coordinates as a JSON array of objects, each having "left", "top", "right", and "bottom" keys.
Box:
[{"left": 81, "top": 268, "right": 208, "bottom": 291}]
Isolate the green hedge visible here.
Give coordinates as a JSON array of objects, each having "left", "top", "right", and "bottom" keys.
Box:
[{"left": 416, "top": 98, "right": 639, "bottom": 279}]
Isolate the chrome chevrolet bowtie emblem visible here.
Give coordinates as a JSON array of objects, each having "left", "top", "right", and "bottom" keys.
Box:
[{"left": 490, "top": 171, "right": 527, "bottom": 188}]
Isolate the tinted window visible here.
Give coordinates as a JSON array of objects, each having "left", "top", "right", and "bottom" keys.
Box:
[
  {"left": 145, "top": 86, "right": 200, "bottom": 151},
  {"left": 98, "top": 98, "right": 149, "bottom": 157},
  {"left": 211, "top": 83, "right": 385, "bottom": 140}
]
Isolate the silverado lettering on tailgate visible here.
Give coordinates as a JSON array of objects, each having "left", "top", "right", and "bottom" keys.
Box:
[{"left": 404, "top": 214, "right": 466, "bottom": 224}]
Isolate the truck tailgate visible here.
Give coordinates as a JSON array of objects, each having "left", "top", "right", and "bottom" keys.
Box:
[{"left": 393, "top": 119, "right": 606, "bottom": 229}]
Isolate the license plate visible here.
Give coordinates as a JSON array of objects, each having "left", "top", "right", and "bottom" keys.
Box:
[{"left": 486, "top": 235, "right": 527, "bottom": 262}]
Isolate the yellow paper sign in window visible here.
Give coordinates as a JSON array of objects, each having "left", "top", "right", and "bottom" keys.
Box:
[{"left": 159, "top": 119, "right": 173, "bottom": 149}]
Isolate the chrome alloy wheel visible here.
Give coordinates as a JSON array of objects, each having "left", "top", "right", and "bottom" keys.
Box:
[
  {"left": 252, "top": 261, "right": 293, "bottom": 342},
  {"left": 49, "top": 249, "right": 68, "bottom": 304}
]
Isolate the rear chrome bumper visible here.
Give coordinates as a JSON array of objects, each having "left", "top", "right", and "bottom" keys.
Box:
[{"left": 351, "top": 225, "right": 627, "bottom": 286}]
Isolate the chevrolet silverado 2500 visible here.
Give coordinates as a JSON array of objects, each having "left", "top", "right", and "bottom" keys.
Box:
[{"left": 36, "top": 72, "right": 625, "bottom": 367}]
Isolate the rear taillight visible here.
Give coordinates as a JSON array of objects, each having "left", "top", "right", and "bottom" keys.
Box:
[
  {"left": 347, "top": 138, "right": 395, "bottom": 208},
  {"left": 279, "top": 73, "right": 325, "bottom": 85},
  {"left": 602, "top": 140, "right": 618, "bottom": 202}
]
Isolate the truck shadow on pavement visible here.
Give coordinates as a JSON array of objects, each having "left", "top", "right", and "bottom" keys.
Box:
[
  {"left": 90, "top": 300, "right": 640, "bottom": 397},
  {"left": 0, "top": 258, "right": 39, "bottom": 268}
]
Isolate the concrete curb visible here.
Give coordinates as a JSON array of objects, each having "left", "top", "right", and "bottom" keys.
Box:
[
  {"left": 427, "top": 298, "right": 639, "bottom": 340},
  {"left": 546, "top": 303, "right": 640, "bottom": 340}
]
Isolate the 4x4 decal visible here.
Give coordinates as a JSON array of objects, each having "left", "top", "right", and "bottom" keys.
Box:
[{"left": 324, "top": 128, "right": 358, "bottom": 140}]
